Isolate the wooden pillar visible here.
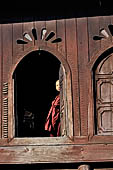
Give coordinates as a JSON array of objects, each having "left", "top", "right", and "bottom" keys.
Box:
[{"left": 78, "top": 165, "right": 90, "bottom": 170}]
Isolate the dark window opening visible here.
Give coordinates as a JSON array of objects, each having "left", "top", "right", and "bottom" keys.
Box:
[{"left": 13, "top": 50, "right": 61, "bottom": 137}]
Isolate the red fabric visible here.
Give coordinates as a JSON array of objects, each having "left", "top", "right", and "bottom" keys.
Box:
[{"left": 45, "top": 94, "right": 60, "bottom": 137}]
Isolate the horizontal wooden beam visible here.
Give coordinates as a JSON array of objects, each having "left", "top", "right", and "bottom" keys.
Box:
[
  {"left": 0, "top": 143, "right": 113, "bottom": 164},
  {"left": 2, "top": 136, "right": 113, "bottom": 146}
]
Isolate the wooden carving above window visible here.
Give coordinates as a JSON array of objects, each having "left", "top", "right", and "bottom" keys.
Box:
[
  {"left": 17, "top": 28, "right": 62, "bottom": 45},
  {"left": 93, "top": 24, "right": 113, "bottom": 40}
]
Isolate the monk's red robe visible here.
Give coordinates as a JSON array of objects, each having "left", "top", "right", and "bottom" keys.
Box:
[{"left": 45, "top": 94, "right": 60, "bottom": 137}]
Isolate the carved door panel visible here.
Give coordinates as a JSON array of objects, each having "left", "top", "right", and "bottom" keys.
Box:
[
  {"left": 59, "top": 64, "right": 67, "bottom": 136},
  {"left": 95, "top": 54, "right": 113, "bottom": 135}
]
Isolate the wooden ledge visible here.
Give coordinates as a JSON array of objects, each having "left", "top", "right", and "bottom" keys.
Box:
[{"left": 0, "top": 143, "right": 113, "bottom": 163}]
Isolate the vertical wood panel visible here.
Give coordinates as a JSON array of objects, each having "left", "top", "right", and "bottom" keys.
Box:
[
  {"left": 66, "top": 18, "right": 80, "bottom": 136},
  {"left": 35, "top": 20, "right": 46, "bottom": 46},
  {"left": 13, "top": 22, "right": 23, "bottom": 64},
  {"left": 0, "top": 25, "right": 2, "bottom": 138},
  {"left": 45, "top": 20, "right": 57, "bottom": 50},
  {"left": 88, "top": 16, "right": 100, "bottom": 61},
  {"left": 2, "top": 24, "right": 13, "bottom": 81},
  {"left": 2, "top": 24, "right": 13, "bottom": 138},
  {"left": 23, "top": 21, "right": 34, "bottom": 51},
  {"left": 77, "top": 18, "right": 89, "bottom": 136},
  {"left": 110, "top": 15, "right": 113, "bottom": 43},
  {"left": 56, "top": 19, "right": 66, "bottom": 58},
  {"left": 99, "top": 16, "right": 112, "bottom": 50}
]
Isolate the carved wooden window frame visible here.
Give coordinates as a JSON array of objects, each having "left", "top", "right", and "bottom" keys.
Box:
[
  {"left": 88, "top": 46, "right": 113, "bottom": 143},
  {"left": 5, "top": 45, "right": 74, "bottom": 145}
]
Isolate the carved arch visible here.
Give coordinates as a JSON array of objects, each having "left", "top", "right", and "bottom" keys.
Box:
[{"left": 8, "top": 45, "right": 73, "bottom": 140}]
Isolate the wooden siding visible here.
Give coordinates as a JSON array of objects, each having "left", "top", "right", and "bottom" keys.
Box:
[{"left": 0, "top": 15, "right": 113, "bottom": 163}]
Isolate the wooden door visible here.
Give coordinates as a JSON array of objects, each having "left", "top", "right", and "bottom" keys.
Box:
[{"left": 95, "top": 53, "right": 113, "bottom": 135}]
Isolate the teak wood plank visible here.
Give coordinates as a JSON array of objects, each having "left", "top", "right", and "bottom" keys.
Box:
[
  {"left": 2, "top": 24, "right": 13, "bottom": 138},
  {"left": 110, "top": 15, "right": 113, "bottom": 43},
  {"left": 0, "top": 145, "right": 82, "bottom": 164},
  {"left": 35, "top": 20, "right": 46, "bottom": 47},
  {"left": 99, "top": 16, "right": 112, "bottom": 50},
  {"left": 65, "top": 18, "right": 80, "bottom": 136},
  {"left": 12, "top": 22, "right": 23, "bottom": 64},
  {"left": 2, "top": 135, "right": 113, "bottom": 146},
  {"left": 0, "top": 144, "right": 113, "bottom": 163},
  {"left": 56, "top": 19, "right": 66, "bottom": 58},
  {"left": 88, "top": 16, "right": 101, "bottom": 61},
  {"left": 0, "top": 137, "right": 74, "bottom": 146},
  {"left": 45, "top": 20, "right": 57, "bottom": 50},
  {"left": 23, "top": 21, "right": 34, "bottom": 51},
  {"left": 82, "top": 144, "right": 113, "bottom": 162},
  {"left": 2, "top": 24, "right": 13, "bottom": 82},
  {"left": 76, "top": 17, "right": 89, "bottom": 136}
]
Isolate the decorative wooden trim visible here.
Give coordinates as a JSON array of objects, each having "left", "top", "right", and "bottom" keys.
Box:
[
  {"left": 2, "top": 82, "right": 8, "bottom": 138},
  {"left": 3, "top": 97, "right": 8, "bottom": 138},
  {"left": 0, "top": 136, "right": 73, "bottom": 146},
  {"left": 7, "top": 43, "right": 73, "bottom": 143},
  {"left": 87, "top": 45, "right": 113, "bottom": 71},
  {"left": 17, "top": 28, "right": 62, "bottom": 46},
  {"left": 2, "top": 135, "right": 113, "bottom": 146},
  {"left": 2, "top": 82, "right": 8, "bottom": 95}
]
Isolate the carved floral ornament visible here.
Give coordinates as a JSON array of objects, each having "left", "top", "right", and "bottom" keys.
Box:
[
  {"left": 93, "top": 24, "right": 113, "bottom": 40},
  {"left": 17, "top": 28, "right": 62, "bottom": 45}
]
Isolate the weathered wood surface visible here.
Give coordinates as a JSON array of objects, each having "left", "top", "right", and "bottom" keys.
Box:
[
  {"left": 46, "top": 20, "right": 57, "bottom": 49},
  {"left": 0, "top": 143, "right": 113, "bottom": 163},
  {"left": 56, "top": 19, "right": 66, "bottom": 57},
  {"left": 35, "top": 20, "right": 46, "bottom": 46},
  {"left": 23, "top": 21, "right": 34, "bottom": 51},
  {"left": 0, "top": 16, "right": 112, "bottom": 139},
  {"left": 99, "top": 16, "right": 111, "bottom": 50},
  {"left": 66, "top": 18, "right": 80, "bottom": 136},
  {"left": 0, "top": 15, "right": 113, "bottom": 163},
  {"left": 13, "top": 22, "right": 23, "bottom": 61},
  {"left": 76, "top": 17, "right": 89, "bottom": 136},
  {"left": 2, "top": 24, "right": 12, "bottom": 139},
  {"left": 88, "top": 16, "right": 100, "bottom": 61}
]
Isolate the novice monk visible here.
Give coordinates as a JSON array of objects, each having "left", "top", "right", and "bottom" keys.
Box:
[{"left": 45, "top": 80, "right": 60, "bottom": 137}]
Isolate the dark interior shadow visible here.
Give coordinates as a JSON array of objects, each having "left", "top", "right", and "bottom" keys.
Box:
[{"left": 13, "top": 50, "right": 61, "bottom": 137}]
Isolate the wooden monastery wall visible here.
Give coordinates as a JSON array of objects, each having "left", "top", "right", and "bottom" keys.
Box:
[{"left": 0, "top": 15, "right": 113, "bottom": 164}]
